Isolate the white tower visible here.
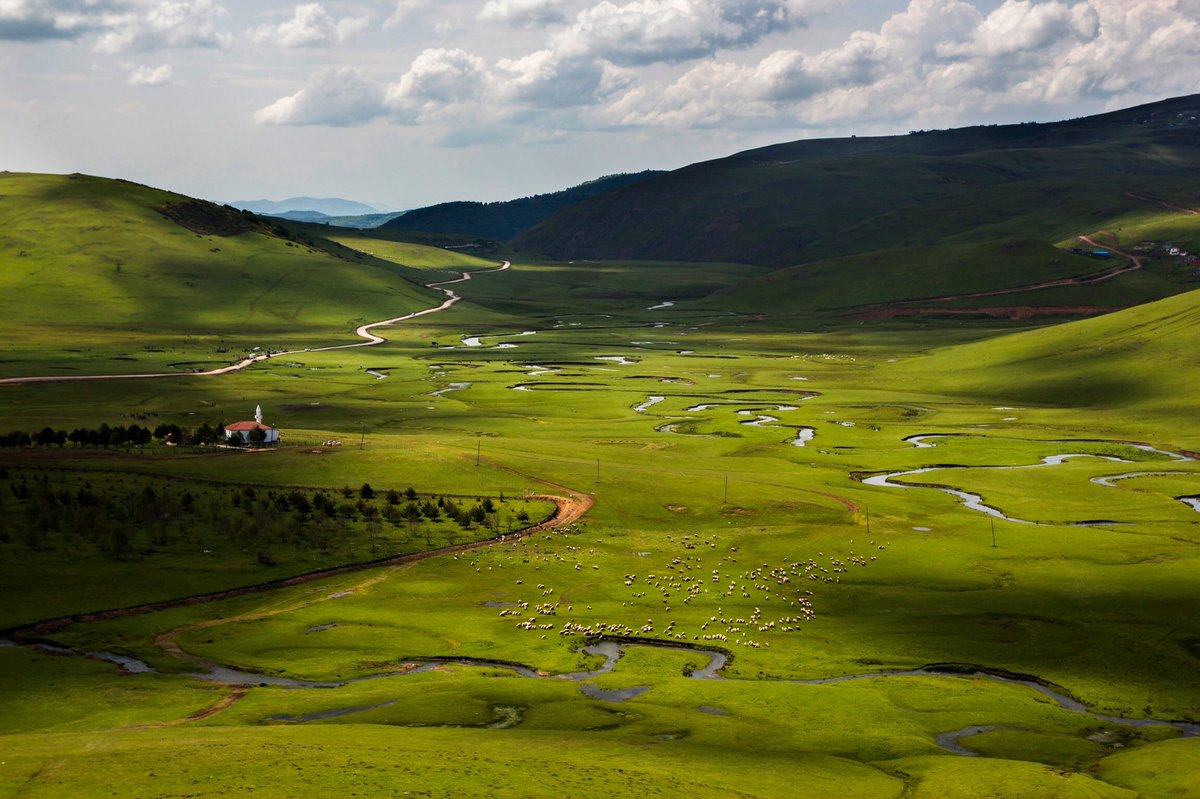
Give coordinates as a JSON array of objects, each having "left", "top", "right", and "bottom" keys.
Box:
[{"left": 255, "top": 404, "right": 263, "bottom": 425}]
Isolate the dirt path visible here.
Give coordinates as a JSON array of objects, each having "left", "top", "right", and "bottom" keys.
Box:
[
  {"left": 1125, "top": 191, "right": 1200, "bottom": 216},
  {"left": 0, "top": 261, "right": 511, "bottom": 387},
  {"left": 847, "top": 239, "right": 1143, "bottom": 317},
  {"left": 7, "top": 481, "right": 590, "bottom": 642},
  {"left": 131, "top": 476, "right": 591, "bottom": 723},
  {"left": 124, "top": 688, "right": 250, "bottom": 730}
]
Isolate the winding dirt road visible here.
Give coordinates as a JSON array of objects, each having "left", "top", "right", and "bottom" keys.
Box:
[
  {"left": 7, "top": 477, "right": 592, "bottom": 642},
  {"left": 0, "top": 261, "right": 511, "bottom": 387}
]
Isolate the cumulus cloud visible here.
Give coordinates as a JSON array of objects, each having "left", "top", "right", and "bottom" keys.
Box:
[
  {"left": 254, "top": 65, "right": 387, "bottom": 126},
  {"left": 94, "top": 0, "right": 230, "bottom": 53},
  {"left": 479, "top": 0, "right": 565, "bottom": 27},
  {"left": 495, "top": 48, "right": 628, "bottom": 107},
  {"left": 250, "top": 3, "right": 368, "bottom": 48},
  {"left": 553, "top": 0, "right": 821, "bottom": 66},
  {"left": 383, "top": 0, "right": 429, "bottom": 29},
  {"left": 253, "top": 0, "right": 1200, "bottom": 142},
  {"left": 608, "top": 0, "right": 1200, "bottom": 129},
  {"left": 384, "top": 47, "right": 490, "bottom": 122},
  {"left": 126, "top": 62, "right": 172, "bottom": 84}
]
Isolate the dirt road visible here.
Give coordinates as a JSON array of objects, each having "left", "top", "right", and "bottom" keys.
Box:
[
  {"left": 0, "top": 261, "right": 511, "bottom": 387},
  {"left": 6, "top": 479, "right": 590, "bottom": 642}
]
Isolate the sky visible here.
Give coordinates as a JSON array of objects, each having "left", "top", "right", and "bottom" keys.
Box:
[{"left": 4, "top": 0, "right": 1200, "bottom": 210}]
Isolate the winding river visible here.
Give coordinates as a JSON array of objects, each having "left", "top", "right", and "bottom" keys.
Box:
[
  {"left": 869, "top": 437, "right": 1200, "bottom": 525},
  {"left": 6, "top": 634, "right": 1194, "bottom": 756}
]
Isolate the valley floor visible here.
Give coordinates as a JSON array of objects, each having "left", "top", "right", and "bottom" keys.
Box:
[{"left": 2, "top": 256, "right": 1198, "bottom": 798}]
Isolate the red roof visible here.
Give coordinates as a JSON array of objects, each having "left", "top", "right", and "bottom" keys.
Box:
[{"left": 225, "top": 421, "right": 273, "bottom": 432}]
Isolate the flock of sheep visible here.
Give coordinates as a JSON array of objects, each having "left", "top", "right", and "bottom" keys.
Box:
[{"left": 478, "top": 529, "right": 890, "bottom": 650}]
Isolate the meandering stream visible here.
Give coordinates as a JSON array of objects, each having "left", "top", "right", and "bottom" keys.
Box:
[
  {"left": 869, "top": 438, "right": 1199, "bottom": 524},
  {"left": 6, "top": 634, "right": 1194, "bottom": 755}
]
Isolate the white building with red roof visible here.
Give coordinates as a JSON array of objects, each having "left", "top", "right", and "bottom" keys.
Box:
[{"left": 225, "top": 405, "right": 279, "bottom": 444}]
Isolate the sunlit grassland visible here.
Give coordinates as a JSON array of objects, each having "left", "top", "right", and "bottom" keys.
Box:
[
  {"left": 0, "top": 724, "right": 906, "bottom": 799},
  {"left": 0, "top": 173, "right": 459, "bottom": 375},
  {"left": 3, "top": 237, "right": 1200, "bottom": 795}
]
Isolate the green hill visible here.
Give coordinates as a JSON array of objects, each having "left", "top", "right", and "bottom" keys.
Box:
[
  {"left": 0, "top": 173, "right": 464, "bottom": 377},
  {"left": 513, "top": 95, "right": 1200, "bottom": 272},
  {"left": 889, "top": 284, "right": 1200, "bottom": 428},
  {"left": 383, "top": 171, "right": 664, "bottom": 240}
]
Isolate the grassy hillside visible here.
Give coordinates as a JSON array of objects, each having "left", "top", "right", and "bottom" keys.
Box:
[
  {"left": 2, "top": 239, "right": 1199, "bottom": 796},
  {"left": 0, "top": 173, "right": 467, "bottom": 376},
  {"left": 514, "top": 95, "right": 1200, "bottom": 273},
  {"left": 887, "top": 285, "right": 1200, "bottom": 427},
  {"left": 384, "top": 171, "right": 664, "bottom": 240}
]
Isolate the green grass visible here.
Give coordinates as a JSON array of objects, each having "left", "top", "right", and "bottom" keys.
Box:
[
  {"left": 0, "top": 173, "right": 452, "bottom": 376},
  {"left": 514, "top": 94, "right": 1200, "bottom": 270},
  {"left": 3, "top": 188, "right": 1200, "bottom": 795}
]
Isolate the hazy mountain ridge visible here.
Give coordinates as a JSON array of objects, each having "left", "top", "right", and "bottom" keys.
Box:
[{"left": 229, "top": 196, "right": 384, "bottom": 217}]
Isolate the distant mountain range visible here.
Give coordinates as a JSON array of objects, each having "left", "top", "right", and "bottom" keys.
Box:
[
  {"left": 224, "top": 197, "right": 405, "bottom": 229},
  {"left": 228, "top": 197, "right": 385, "bottom": 218}
]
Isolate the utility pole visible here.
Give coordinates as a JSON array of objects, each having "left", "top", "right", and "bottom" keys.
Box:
[
  {"left": 723, "top": 475, "right": 729, "bottom": 504},
  {"left": 990, "top": 517, "right": 997, "bottom": 548},
  {"left": 359, "top": 425, "right": 365, "bottom": 450},
  {"left": 865, "top": 504, "right": 871, "bottom": 536},
  {"left": 596, "top": 458, "right": 600, "bottom": 482},
  {"left": 476, "top": 436, "right": 481, "bottom": 466}
]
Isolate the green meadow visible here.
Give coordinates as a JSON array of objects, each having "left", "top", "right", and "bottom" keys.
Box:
[{"left": 2, "top": 179, "right": 1199, "bottom": 797}]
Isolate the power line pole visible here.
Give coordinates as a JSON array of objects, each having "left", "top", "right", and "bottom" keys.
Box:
[
  {"left": 865, "top": 504, "right": 871, "bottom": 536},
  {"left": 990, "top": 517, "right": 997, "bottom": 548},
  {"left": 723, "top": 475, "right": 729, "bottom": 504},
  {"left": 476, "top": 436, "right": 481, "bottom": 466},
  {"left": 359, "top": 425, "right": 365, "bottom": 450}
]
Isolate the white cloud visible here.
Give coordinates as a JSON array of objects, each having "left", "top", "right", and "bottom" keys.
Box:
[
  {"left": 384, "top": 47, "right": 490, "bottom": 121},
  {"left": 383, "top": 0, "right": 429, "bottom": 29},
  {"left": 553, "top": 0, "right": 824, "bottom": 66},
  {"left": 94, "top": 0, "right": 230, "bottom": 53},
  {"left": 495, "top": 48, "right": 628, "bottom": 107},
  {"left": 479, "top": 0, "right": 565, "bottom": 27},
  {"left": 126, "top": 62, "right": 172, "bottom": 84},
  {"left": 254, "top": 65, "right": 387, "bottom": 126},
  {"left": 250, "top": 3, "right": 368, "bottom": 48},
  {"left": 254, "top": 0, "right": 1200, "bottom": 143},
  {"left": 607, "top": 0, "right": 1200, "bottom": 130}
]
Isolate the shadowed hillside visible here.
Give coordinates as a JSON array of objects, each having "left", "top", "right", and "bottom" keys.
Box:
[
  {"left": 514, "top": 95, "right": 1200, "bottom": 270},
  {"left": 384, "top": 171, "right": 664, "bottom": 240},
  {"left": 890, "top": 285, "right": 1200, "bottom": 424}
]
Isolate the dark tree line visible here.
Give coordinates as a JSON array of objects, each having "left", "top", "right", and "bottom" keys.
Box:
[
  {"left": 1, "top": 422, "right": 227, "bottom": 449},
  {"left": 1, "top": 469, "right": 525, "bottom": 563}
]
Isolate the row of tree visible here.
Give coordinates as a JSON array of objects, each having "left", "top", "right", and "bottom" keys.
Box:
[
  {"left": 0, "top": 422, "right": 230, "bottom": 449},
  {"left": 3, "top": 470, "right": 535, "bottom": 561}
]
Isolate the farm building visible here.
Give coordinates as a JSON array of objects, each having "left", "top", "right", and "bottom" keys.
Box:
[{"left": 225, "top": 405, "right": 279, "bottom": 444}]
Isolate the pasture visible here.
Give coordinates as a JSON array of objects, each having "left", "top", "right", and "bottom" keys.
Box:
[{"left": 2, "top": 231, "right": 1198, "bottom": 797}]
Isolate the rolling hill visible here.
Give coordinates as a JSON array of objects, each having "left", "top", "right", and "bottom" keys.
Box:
[
  {"left": 513, "top": 94, "right": 1200, "bottom": 273},
  {"left": 383, "top": 170, "right": 664, "bottom": 240},
  {"left": 0, "top": 173, "right": 461, "bottom": 376},
  {"left": 890, "top": 283, "right": 1200, "bottom": 427}
]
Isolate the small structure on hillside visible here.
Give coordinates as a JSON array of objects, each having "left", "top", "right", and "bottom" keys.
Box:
[{"left": 225, "top": 404, "right": 279, "bottom": 445}]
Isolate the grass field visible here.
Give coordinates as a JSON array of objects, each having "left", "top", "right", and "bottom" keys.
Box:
[{"left": 2, "top": 186, "right": 1199, "bottom": 797}]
